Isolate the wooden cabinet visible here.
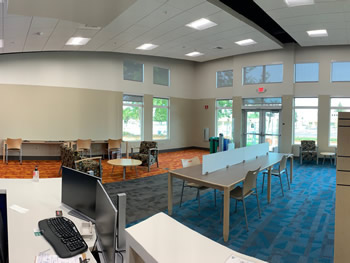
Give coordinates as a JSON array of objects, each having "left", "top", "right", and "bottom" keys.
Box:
[{"left": 334, "top": 112, "right": 350, "bottom": 262}]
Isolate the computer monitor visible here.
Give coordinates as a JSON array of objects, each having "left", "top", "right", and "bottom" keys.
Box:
[
  {"left": 95, "top": 180, "right": 118, "bottom": 263},
  {"left": 61, "top": 166, "right": 101, "bottom": 222}
]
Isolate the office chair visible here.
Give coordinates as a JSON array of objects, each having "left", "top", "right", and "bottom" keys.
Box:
[
  {"left": 222, "top": 167, "right": 261, "bottom": 231},
  {"left": 107, "top": 139, "right": 122, "bottom": 160},
  {"left": 179, "top": 156, "right": 216, "bottom": 215},
  {"left": 76, "top": 139, "right": 92, "bottom": 157},
  {"left": 5, "top": 138, "right": 23, "bottom": 165},
  {"left": 262, "top": 155, "right": 290, "bottom": 196}
]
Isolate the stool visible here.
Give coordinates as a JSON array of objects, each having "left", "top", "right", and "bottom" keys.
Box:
[{"left": 320, "top": 152, "right": 336, "bottom": 165}]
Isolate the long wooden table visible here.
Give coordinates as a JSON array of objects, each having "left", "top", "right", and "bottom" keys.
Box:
[
  {"left": 2, "top": 139, "right": 129, "bottom": 163},
  {"left": 168, "top": 152, "right": 293, "bottom": 242}
]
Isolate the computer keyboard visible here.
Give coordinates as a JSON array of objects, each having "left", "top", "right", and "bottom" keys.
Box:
[{"left": 38, "top": 217, "right": 88, "bottom": 258}]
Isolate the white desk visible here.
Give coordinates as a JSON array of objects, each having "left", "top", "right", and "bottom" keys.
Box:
[
  {"left": 0, "top": 178, "right": 97, "bottom": 263},
  {"left": 125, "top": 212, "right": 266, "bottom": 263}
]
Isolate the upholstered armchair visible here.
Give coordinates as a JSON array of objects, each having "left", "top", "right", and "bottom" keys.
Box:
[
  {"left": 131, "top": 141, "right": 159, "bottom": 172},
  {"left": 59, "top": 143, "right": 103, "bottom": 177},
  {"left": 300, "top": 140, "right": 318, "bottom": 164},
  {"left": 75, "top": 157, "right": 103, "bottom": 178}
]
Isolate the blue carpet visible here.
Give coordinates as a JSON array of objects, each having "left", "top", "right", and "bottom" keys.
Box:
[{"left": 167, "top": 161, "right": 335, "bottom": 262}]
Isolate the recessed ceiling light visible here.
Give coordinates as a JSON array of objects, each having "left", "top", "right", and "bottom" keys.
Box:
[
  {"left": 136, "top": 43, "right": 159, "bottom": 50},
  {"left": 185, "top": 51, "right": 204, "bottom": 57},
  {"left": 284, "top": 0, "right": 314, "bottom": 7},
  {"left": 66, "top": 37, "right": 91, "bottom": 46},
  {"left": 307, "top": 29, "right": 328, "bottom": 37},
  {"left": 186, "top": 18, "right": 217, "bottom": 31},
  {"left": 235, "top": 39, "right": 257, "bottom": 46},
  {"left": 0, "top": 39, "right": 3, "bottom": 48}
]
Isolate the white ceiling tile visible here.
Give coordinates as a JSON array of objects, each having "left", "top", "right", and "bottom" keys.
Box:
[{"left": 135, "top": 4, "right": 183, "bottom": 28}]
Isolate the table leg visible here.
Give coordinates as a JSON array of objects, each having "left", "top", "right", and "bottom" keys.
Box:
[
  {"left": 2, "top": 141, "right": 5, "bottom": 163},
  {"left": 168, "top": 173, "right": 173, "bottom": 216},
  {"left": 267, "top": 167, "right": 272, "bottom": 204},
  {"left": 223, "top": 187, "right": 230, "bottom": 242},
  {"left": 290, "top": 156, "right": 294, "bottom": 184},
  {"left": 123, "top": 167, "right": 126, "bottom": 180}
]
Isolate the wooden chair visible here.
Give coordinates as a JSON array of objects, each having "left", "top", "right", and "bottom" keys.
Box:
[
  {"left": 179, "top": 157, "right": 216, "bottom": 215},
  {"left": 76, "top": 139, "right": 92, "bottom": 157},
  {"left": 107, "top": 139, "right": 122, "bottom": 160},
  {"left": 222, "top": 167, "right": 261, "bottom": 231},
  {"left": 5, "top": 138, "right": 23, "bottom": 164},
  {"left": 262, "top": 155, "right": 290, "bottom": 196}
]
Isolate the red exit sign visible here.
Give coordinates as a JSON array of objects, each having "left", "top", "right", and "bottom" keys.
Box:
[{"left": 257, "top": 87, "right": 266, "bottom": 93}]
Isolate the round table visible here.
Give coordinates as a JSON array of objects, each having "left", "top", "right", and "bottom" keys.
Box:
[
  {"left": 319, "top": 152, "right": 336, "bottom": 165},
  {"left": 107, "top": 158, "right": 142, "bottom": 180}
]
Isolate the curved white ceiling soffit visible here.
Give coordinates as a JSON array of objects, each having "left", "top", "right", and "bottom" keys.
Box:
[{"left": 0, "top": 0, "right": 284, "bottom": 62}]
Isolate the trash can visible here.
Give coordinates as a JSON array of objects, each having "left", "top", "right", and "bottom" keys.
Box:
[
  {"left": 223, "top": 139, "right": 230, "bottom": 151},
  {"left": 209, "top": 137, "right": 219, "bottom": 154}
]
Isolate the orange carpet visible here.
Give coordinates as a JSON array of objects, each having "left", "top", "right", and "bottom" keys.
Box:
[{"left": 0, "top": 149, "right": 209, "bottom": 183}]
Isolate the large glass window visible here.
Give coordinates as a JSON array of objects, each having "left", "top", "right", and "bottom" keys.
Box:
[
  {"left": 243, "top": 64, "right": 283, "bottom": 84},
  {"left": 293, "top": 98, "right": 318, "bottom": 144},
  {"left": 330, "top": 98, "right": 350, "bottom": 146},
  {"left": 216, "top": 70, "right": 233, "bottom": 88},
  {"left": 153, "top": 98, "right": 169, "bottom": 140},
  {"left": 295, "top": 63, "right": 319, "bottom": 82},
  {"left": 331, "top": 62, "right": 350, "bottom": 82},
  {"left": 153, "top": 67, "right": 170, "bottom": 86},
  {"left": 123, "top": 60, "right": 144, "bottom": 82},
  {"left": 123, "top": 95, "right": 143, "bottom": 141},
  {"left": 216, "top": 99, "right": 233, "bottom": 140}
]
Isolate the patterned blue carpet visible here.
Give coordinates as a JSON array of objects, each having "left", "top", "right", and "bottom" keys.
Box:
[{"left": 168, "top": 160, "right": 335, "bottom": 263}]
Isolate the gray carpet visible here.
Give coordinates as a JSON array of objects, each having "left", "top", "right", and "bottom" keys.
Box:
[{"left": 103, "top": 173, "right": 212, "bottom": 224}]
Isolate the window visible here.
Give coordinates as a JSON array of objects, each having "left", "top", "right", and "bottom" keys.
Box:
[
  {"left": 330, "top": 98, "right": 350, "bottom": 146},
  {"left": 331, "top": 62, "right": 350, "bottom": 82},
  {"left": 293, "top": 98, "right": 318, "bottom": 144},
  {"left": 153, "top": 67, "right": 170, "bottom": 86},
  {"left": 295, "top": 63, "right": 319, "bottom": 82},
  {"left": 153, "top": 98, "right": 169, "bottom": 140},
  {"left": 216, "top": 99, "right": 233, "bottom": 140},
  {"left": 243, "top": 64, "right": 283, "bottom": 84},
  {"left": 216, "top": 70, "right": 233, "bottom": 88},
  {"left": 123, "top": 60, "right": 144, "bottom": 82},
  {"left": 243, "top": 97, "right": 282, "bottom": 107},
  {"left": 123, "top": 95, "right": 143, "bottom": 141}
]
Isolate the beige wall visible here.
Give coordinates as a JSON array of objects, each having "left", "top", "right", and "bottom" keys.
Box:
[{"left": 1, "top": 45, "right": 350, "bottom": 156}]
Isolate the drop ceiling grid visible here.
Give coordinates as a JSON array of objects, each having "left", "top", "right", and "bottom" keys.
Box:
[{"left": 254, "top": 0, "right": 350, "bottom": 47}]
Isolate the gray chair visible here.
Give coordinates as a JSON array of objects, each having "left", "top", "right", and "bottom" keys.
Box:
[
  {"left": 222, "top": 167, "right": 261, "bottom": 231},
  {"left": 179, "top": 157, "right": 216, "bottom": 214},
  {"left": 262, "top": 155, "right": 290, "bottom": 196}
]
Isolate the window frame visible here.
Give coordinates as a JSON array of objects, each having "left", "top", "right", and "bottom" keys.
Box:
[
  {"left": 122, "top": 94, "right": 144, "bottom": 141},
  {"left": 153, "top": 66, "right": 170, "bottom": 87},
  {"left": 329, "top": 98, "right": 350, "bottom": 146},
  {"left": 216, "top": 69, "right": 233, "bottom": 88},
  {"left": 152, "top": 97, "right": 170, "bottom": 141},
  {"left": 215, "top": 99, "right": 233, "bottom": 140},
  {"left": 293, "top": 97, "right": 318, "bottom": 145},
  {"left": 243, "top": 63, "right": 283, "bottom": 85},
  {"left": 294, "top": 62, "right": 319, "bottom": 83}
]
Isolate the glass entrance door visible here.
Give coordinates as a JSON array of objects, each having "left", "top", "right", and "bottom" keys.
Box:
[{"left": 244, "top": 110, "right": 280, "bottom": 151}]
